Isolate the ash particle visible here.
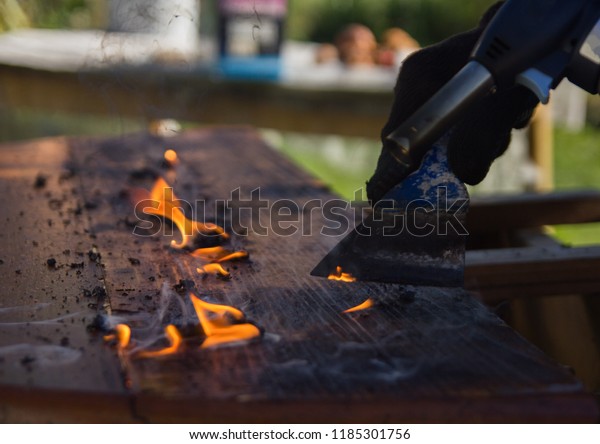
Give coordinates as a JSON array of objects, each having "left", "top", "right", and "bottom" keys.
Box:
[
  {"left": 88, "top": 249, "right": 101, "bottom": 263},
  {"left": 173, "top": 279, "right": 195, "bottom": 295},
  {"left": 34, "top": 174, "right": 47, "bottom": 189},
  {"left": 91, "top": 286, "right": 107, "bottom": 300},
  {"left": 86, "top": 314, "right": 110, "bottom": 333}
]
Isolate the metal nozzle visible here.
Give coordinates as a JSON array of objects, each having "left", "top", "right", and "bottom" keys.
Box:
[{"left": 386, "top": 61, "right": 495, "bottom": 168}]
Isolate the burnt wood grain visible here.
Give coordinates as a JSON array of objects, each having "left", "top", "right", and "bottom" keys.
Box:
[
  {"left": 0, "top": 128, "right": 597, "bottom": 423},
  {"left": 0, "top": 137, "right": 128, "bottom": 422}
]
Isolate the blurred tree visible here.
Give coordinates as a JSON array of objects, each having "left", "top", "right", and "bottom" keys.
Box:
[
  {"left": 392, "top": 0, "right": 498, "bottom": 44},
  {"left": 19, "top": 0, "right": 86, "bottom": 28},
  {"left": 287, "top": 0, "right": 496, "bottom": 46},
  {"left": 5, "top": 0, "right": 498, "bottom": 44},
  {"left": 0, "top": 0, "right": 30, "bottom": 31},
  {"left": 6, "top": 0, "right": 105, "bottom": 30}
]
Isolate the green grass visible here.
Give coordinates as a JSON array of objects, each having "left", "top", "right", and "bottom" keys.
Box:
[
  {"left": 552, "top": 125, "right": 600, "bottom": 246},
  {"left": 262, "top": 130, "right": 380, "bottom": 200},
  {"left": 554, "top": 125, "right": 600, "bottom": 189}
]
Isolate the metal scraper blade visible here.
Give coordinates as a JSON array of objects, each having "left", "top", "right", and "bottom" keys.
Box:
[
  {"left": 310, "top": 211, "right": 466, "bottom": 286},
  {"left": 311, "top": 143, "right": 468, "bottom": 287}
]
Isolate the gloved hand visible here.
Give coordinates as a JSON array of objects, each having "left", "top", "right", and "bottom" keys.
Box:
[{"left": 366, "top": 2, "right": 540, "bottom": 204}]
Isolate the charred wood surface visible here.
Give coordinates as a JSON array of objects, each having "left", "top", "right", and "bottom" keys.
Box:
[{"left": 0, "top": 128, "right": 597, "bottom": 423}]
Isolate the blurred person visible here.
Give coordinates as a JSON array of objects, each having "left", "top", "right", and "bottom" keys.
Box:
[
  {"left": 376, "top": 27, "right": 420, "bottom": 66},
  {"left": 334, "top": 23, "right": 378, "bottom": 66}
]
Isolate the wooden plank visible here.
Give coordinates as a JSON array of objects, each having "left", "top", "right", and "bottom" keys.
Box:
[
  {"left": 467, "top": 190, "right": 600, "bottom": 234},
  {"left": 0, "top": 64, "right": 391, "bottom": 139},
  {"left": 72, "top": 128, "right": 597, "bottom": 422},
  {"left": 528, "top": 104, "right": 554, "bottom": 192},
  {"left": 0, "top": 128, "right": 597, "bottom": 423},
  {"left": 466, "top": 246, "right": 600, "bottom": 303},
  {"left": 0, "top": 137, "right": 130, "bottom": 421}
]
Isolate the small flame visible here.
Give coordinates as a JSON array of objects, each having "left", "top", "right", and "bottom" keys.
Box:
[
  {"left": 138, "top": 324, "right": 182, "bottom": 358},
  {"left": 201, "top": 325, "right": 261, "bottom": 349},
  {"left": 328, "top": 266, "right": 357, "bottom": 282},
  {"left": 215, "top": 250, "right": 248, "bottom": 263},
  {"left": 104, "top": 324, "right": 131, "bottom": 349},
  {"left": 191, "top": 246, "right": 227, "bottom": 260},
  {"left": 197, "top": 263, "right": 231, "bottom": 278},
  {"left": 190, "top": 295, "right": 244, "bottom": 329},
  {"left": 164, "top": 149, "right": 178, "bottom": 166},
  {"left": 343, "top": 298, "right": 374, "bottom": 313},
  {"left": 191, "top": 247, "right": 248, "bottom": 264},
  {"left": 144, "top": 177, "right": 228, "bottom": 249},
  {"left": 190, "top": 294, "right": 260, "bottom": 349}
]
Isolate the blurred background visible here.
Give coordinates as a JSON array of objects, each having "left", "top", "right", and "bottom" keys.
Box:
[
  {"left": 1, "top": 0, "right": 599, "bottom": 244},
  {"left": 1, "top": 0, "right": 496, "bottom": 46},
  {"left": 1, "top": 0, "right": 600, "bottom": 395}
]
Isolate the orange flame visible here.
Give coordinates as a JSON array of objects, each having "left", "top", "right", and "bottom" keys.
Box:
[
  {"left": 190, "top": 294, "right": 260, "bottom": 349},
  {"left": 201, "top": 324, "right": 261, "bottom": 349},
  {"left": 191, "top": 246, "right": 227, "bottom": 260},
  {"left": 144, "top": 177, "right": 228, "bottom": 249},
  {"left": 191, "top": 247, "right": 248, "bottom": 264},
  {"left": 328, "top": 266, "right": 357, "bottom": 282},
  {"left": 164, "top": 149, "right": 178, "bottom": 166},
  {"left": 216, "top": 250, "right": 248, "bottom": 263},
  {"left": 104, "top": 324, "right": 131, "bottom": 349},
  {"left": 343, "top": 298, "right": 374, "bottom": 313},
  {"left": 138, "top": 324, "right": 182, "bottom": 358},
  {"left": 197, "top": 263, "right": 231, "bottom": 278}
]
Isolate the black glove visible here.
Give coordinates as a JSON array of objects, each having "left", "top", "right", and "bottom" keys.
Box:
[{"left": 366, "top": 2, "right": 539, "bottom": 204}]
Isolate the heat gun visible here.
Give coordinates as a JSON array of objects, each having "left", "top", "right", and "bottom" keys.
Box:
[{"left": 381, "top": 0, "right": 600, "bottom": 196}]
